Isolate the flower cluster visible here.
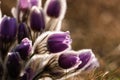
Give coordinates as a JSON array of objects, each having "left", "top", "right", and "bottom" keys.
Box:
[{"left": 0, "top": 0, "right": 99, "bottom": 80}]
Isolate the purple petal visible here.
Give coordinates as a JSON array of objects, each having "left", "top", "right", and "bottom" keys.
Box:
[
  {"left": 15, "top": 38, "right": 32, "bottom": 60},
  {"left": 47, "top": 32, "right": 72, "bottom": 53},
  {"left": 47, "top": 40, "right": 68, "bottom": 53},
  {"left": 48, "top": 32, "right": 69, "bottom": 42},
  {"left": 18, "top": 0, "right": 30, "bottom": 11},
  {"left": 18, "top": 23, "right": 29, "bottom": 43},
  {"left": 30, "top": 7, "right": 45, "bottom": 32},
  {"left": 7, "top": 52, "right": 22, "bottom": 78},
  {"left": 0, "top": 16, "right": 17, "bottom": 42},
  {"left": 58, "top": 53, "right": 79, "bottom": 69},
  {"left": 77, "top": 50, "right": 91, "bottom": 69},
  {"left": 30, "top": 0, "right": 38, "bottom": 6},
  {"left": 47, "top": 0, "right": 61, "bottom": 18}
]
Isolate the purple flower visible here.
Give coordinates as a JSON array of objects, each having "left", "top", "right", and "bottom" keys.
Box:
[
  {"left": 77, "top": 49, "right": 99, "bottom": 70},
  {"left": 15, "top": 38, "right": 32, "bottom": 60},
  {"left": 58, "top": 52, "right": 79, "bottom": 69},
  {"left": 18, "top": 23, "right": 29, "bottom": 43},
  {"left": 47, "top": 32, "right": 72, "bottom": 53},
  {"left": 18, "top": 0, "right": 30, "bottom": 11},
  {"left": 30, "top": 0, "right": 39, "bottom": 6},
  {"left": 6, "top": 52, "right": 22, "bottom": 78},
  {"left": 0, "top": 16, "right": 17, "bottom": 42},
  {"left": 30, "top": 7, "right": 45, "bottom": 32},
  {"left": 77, "top": 50, "right": 91, "bottom": 69},
  {"left": 46, "top": 0, "right": 61, "bottom": 18}
]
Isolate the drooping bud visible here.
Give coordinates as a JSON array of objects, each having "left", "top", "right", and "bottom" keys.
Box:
[
  {"left": 15, "top": 38, "right": 32, "bottom": 60},
  {"left": 58, "top": 53, "right": 79, "bottom": 69},
  {"left": 77, "top": 50, "right": 91, "bottom": 69},
  {"left": 46, "top": 0, "right": 61, "bottom": 18},
  {"left": 77, "top": 49, "right": 99, "bottom": 70},
  {"left": 47, "top": 31, "right": 72, "bottom": 53},
  {"left": 18, "top": 23, "right": 29, "bottom": 43},
  {"left": 29, "top": 6, "right": 45, "bottom": 32},
  {"left": 6, "top": 52, "right": 22, "bottom": 78},
  {"left": 56, "top": 50, "right": 99, "bottom": 80},
  {"left": 0, "top": 16, "right": 17, "bottom": 42},
  {"left": 42, "top": 52, "right": 80, "bottom": 79},
  {"left": 44, "top": 0, "right": 67, "bottom": 19}
]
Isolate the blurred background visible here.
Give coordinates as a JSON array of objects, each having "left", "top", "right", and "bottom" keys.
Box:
[{"left": 1, "top": 0, "right": 120, "bottom": 79}]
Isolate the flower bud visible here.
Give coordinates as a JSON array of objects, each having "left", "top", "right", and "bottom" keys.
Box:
[
  {"left": 46, "top": 0, "right": 61, "bottom": 18},
  {"left": 6, "top": 52, "right": 22, "bottom": 78},
  {"left": 18, "top": 23, "right": 29, "bottom": 43},
  {"left": 77, "top": 49, "right": 99, "bottom": 70},
  {"left": 58, "top": 53, "right": 79, "bottom": 69},
  {"left": 18, "top": 0, "right": 30, "bottom": 11},
  {"left": 15, "top": 38, "right": 32, "bottom": 60},
  {"left": 44, "top": 0, "right": 66, "bottom": 19},
  {"left": 29, "top": 6, "right": 45, "bottom": 32},
  {"left": 0, "top": 16, "right": 17, "bottom": 42},
  {"left": 47, "top": 32, "right": 72, "bottom": 53},
  {"left": 77, "top": 50, "right": 91, "bottom": 69},
  {"left": 30, "top": 0, "right": 39, "bottom": 7}
]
